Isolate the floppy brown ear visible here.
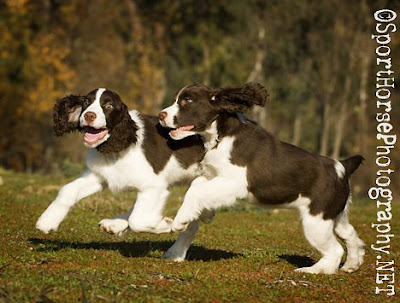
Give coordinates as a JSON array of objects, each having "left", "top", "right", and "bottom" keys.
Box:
[
  {"left": 212, "top": 82, "right": 268, "bottom": 113},
  {"left": 96, "top": 104, "right": 138, "bottom": 154},
  {"left": 53, "top": 95, "right": 85, "bottom": 136}
]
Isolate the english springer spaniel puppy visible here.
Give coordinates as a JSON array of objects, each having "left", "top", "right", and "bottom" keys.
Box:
[
  {"left": 159, "top": 83, "right": 365, "bottom": 274},
  {"left": 36, "top": 88, "right": 207, "bottom": 255}
]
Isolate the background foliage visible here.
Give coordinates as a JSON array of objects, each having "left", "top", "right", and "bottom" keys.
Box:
[{"left": 0, "top": 0, "right": 399, "bottom": 194}]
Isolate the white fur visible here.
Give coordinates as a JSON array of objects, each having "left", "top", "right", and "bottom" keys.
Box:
[
  {"left": 80, "top": 88, "right": 107, "bottom": 129},
  {"left": 335, "top": 161, "right": 346, "bottom": 179},
  {"left": 295, "top": 213, "right": 344, "bottom": 274},
  {"left": 160, "top": 90, "right": 181, "bottom": 128},
  {"left": 334, "top": 206, "right": 365, "bottom": 272},
  {"left": 129, "top": 110, "right": 145, "bottom": 144},
  {"left": 201, "top": 121, "right": 219, "bottom": 150},
  {"left": 172, "top": 134, "right": 248, "bottom": 232},
  {"left": 36, "top": 112, "right": 198, "bottom": 235},
  {"left": 80, "top": 88, "right": 110, "bottom": 148},
  {"left": 294, "top": 197, "right": 364, "bottom": 274},
  {"left": 99, "top": 209, "right": 131, "bottom": 236}
]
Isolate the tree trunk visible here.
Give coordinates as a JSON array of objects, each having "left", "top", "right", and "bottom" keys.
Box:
[
  {"left": 357, "top": 51, "right": 371, "bottom": 156},
  {"left": 292, "top": 114, "right": 302, "bottom": 146},
  {"left": 247, "top": 28, "right": 265, "bottom": 82},
  {"left": 202, "top": 39, "right": 211, "bottom": 86},
  {"left": 247, "top": 27, "right": 267, "bottom": 128},
  {"left": 331, "top": 100, "right": 348, "bottom": 159},
  {"left": 125, "top": 0, "right": 144, "bottom": 54},
  {"left": 331, "top": 28, "right": 360, "bottom": 159},
  {"left": 319, "top": 103, "right": 331, "bottom": 156}
]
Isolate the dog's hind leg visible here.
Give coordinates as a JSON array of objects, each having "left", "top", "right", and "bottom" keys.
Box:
[
  {"left": 162, "top": 220, "right": 200, "bottom": 262},
  {"left": 295, "top": 212, "right": 344, "bottom": 274},
  {"left": 334, "top": 208, "right": 365, "bottom": 272}
]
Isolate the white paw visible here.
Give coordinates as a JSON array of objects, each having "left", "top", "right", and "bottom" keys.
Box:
[
  {"left": 340, "top": 264, "right": 359, "bottom": 273},
  {"left": 341, "top": 243, "right": 365, "bottom": 273},
  {"left": 36, "top": 219, "right": 57, "bottom": 234},
  {"left": 99, "top": 218, "right": 129, "bottom": 236},
  {"left": 36, "top": 204, "right": 69, "bottom": 234},
  {"left": 36, "top": 213, "right": 61, "bottom": 234},
  {"left": 154, "top": 217, "right": 174, "bottom": 234},
  {"left": 172, "top": 219, "right": 190, "bottom": 232},
  {"left": 295, "top": 266, "right": 337, "bottom": 275},
  {"left": 340, "top": 256, "right": 364, "bottom": 273}
]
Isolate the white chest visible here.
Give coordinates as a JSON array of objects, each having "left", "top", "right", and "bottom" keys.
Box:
[
  {"left": 201, "top": 137, "right": 247, "bottom": 181},
  {"left": 86, "top": 146, "right": 197, "bottom": 192},
  {"left": 86, "top": 146, "right": 157, "bottom": 192}
]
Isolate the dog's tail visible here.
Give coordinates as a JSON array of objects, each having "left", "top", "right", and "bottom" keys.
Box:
[{"left": 340, "top": 155, "right": 364, "bottom": 177}]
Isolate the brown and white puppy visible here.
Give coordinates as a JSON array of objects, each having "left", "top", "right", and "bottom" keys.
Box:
[
  {"left": 37, "top": 88, "right": 205, "bottom": 262},
  {"left": 159, "top": 82, "right": 365, "bottom": 274}
]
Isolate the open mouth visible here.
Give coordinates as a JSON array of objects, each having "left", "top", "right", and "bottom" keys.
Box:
[
  {"left": 82, "top": 126, "right": 109, "bottom": 145},
  {"left": 169, "top": 125, "right": 195, "bottom": 137}
]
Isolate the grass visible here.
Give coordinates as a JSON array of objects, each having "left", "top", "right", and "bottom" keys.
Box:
[{"left": 0, "top": 168, "right": 398, "bottom": 302}]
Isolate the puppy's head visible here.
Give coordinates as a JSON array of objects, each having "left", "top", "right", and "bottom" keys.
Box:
[
  {"left": 159, "top": 82, "right": 268, "bottom": 140},
  {"left": 54, "top": 88, "right": 137, "bottom": 153}
]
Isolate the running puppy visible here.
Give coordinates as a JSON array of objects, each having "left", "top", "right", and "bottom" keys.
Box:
[
  {"left": 36, "top": 88, "right": 204, "bottom": 240},
  {"left": 159, "top": 82, "right": 364, "bottom": 274}
]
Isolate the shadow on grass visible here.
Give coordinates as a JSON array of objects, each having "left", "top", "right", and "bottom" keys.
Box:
[
  {"left": 278, "top": 254, "right": 315, "bottom": 268},
  {"left": 29, "top": 238, "right": 241, "bottom": 262}
]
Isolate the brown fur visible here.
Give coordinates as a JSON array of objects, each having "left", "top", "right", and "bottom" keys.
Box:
[
  {"left": 53, "top": 95, "right": 85, "bottom": 136},
  {"left": 212, "top": 82, "right": 268, "bottom": 113},
  {"left": 95, "top": 106, "right": 138, "bottom": 154}
]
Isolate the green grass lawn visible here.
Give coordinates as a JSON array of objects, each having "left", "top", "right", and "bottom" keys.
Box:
[{"left": 0, "top": 168, "right": 398, "bottom": 302}]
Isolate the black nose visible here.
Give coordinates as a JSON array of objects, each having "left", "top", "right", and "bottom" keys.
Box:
[
  {"left": 159, "top": 111, "right": 167, "bottom": 121},
  {"left": 84, "top": 111, "right": 96, "bottom": 123}
]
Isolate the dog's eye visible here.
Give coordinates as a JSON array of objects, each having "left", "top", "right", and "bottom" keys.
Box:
[
  {"left": 104, "top": 103, "right": 113, "bottom": 110},
  {"left": 83, "top": 98, "right": 90, "bottom": 107},
  {"left": 180, "top": 98, "right": 193, "bottom": 106}
]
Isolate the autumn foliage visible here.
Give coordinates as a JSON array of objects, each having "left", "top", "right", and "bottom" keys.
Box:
[{"left": 0, "top": 0, "right": 399, "bottom": 194}]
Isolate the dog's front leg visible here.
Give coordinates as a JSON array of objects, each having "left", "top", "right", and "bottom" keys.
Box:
[
  {"left": 162, "top": 208, "right": 216, "bottom": 262},
  {"left": 36, "top": 170, "right": 103, "bottom": 233},
  {"left": 98, "top": 207, "right": 132, "bottom": 236},
  {"left": 162, "top": 220, "right": 199, "bottom": 262},
  {"left": 128, "top": 187, "right": 172, "bottom": 233},
  {"left": 172, "top": 176, "right": 247, "bottom": 232}
]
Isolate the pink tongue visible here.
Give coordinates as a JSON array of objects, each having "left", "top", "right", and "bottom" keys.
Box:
[
  {"left": 84, "top": 129, "right": 108, "bottom": 144},
  {"left": 170, "top": 125, "right": 194, "bottom": 137}
]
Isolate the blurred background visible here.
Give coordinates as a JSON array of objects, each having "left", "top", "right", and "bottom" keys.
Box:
[{"left": 0, "top": 0, "right": 399, "bottom": 195}]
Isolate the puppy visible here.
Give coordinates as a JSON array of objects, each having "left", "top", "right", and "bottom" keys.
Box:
[
  {"left": 159, "top": 83, "right": 365, "bottom": 274},
  {"left": 36, "top": 88, "right": 205, "bottom": 245}
]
